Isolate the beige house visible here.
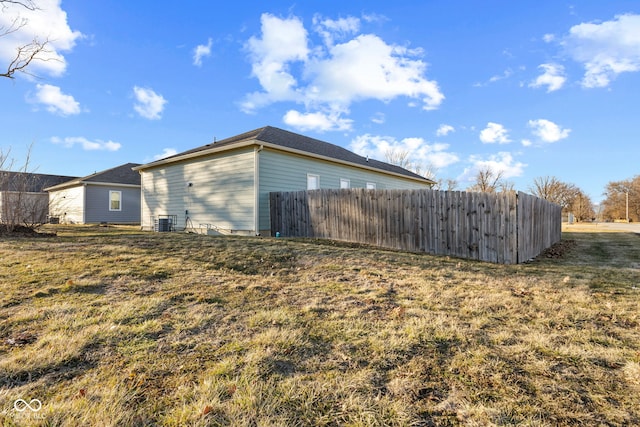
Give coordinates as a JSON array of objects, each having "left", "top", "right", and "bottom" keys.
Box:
[{"left": 134, "top": 126, "right": 434, "bottom": 235}]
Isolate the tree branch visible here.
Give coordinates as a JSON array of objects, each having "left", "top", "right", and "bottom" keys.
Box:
[
  {"left": 0, "top": 1, "right": 37, "bottom": 11},
  {"left": 0, "top": 38, "right": 50, "bottom": 79}
]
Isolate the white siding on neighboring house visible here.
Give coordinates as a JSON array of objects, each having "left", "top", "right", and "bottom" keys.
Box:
[
  {"left": 140, "top": 147, "right": 256, "bottom": 233},
  {"left": 48, "top": 185, "right": 85, "bottom": 224},
  {"left": 257, "top": 148, "right": 430, "bottom": 232}
]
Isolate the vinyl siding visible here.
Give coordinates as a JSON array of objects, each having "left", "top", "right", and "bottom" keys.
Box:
[
  {"left": 140, "top": 147, "right": 255, "bottom": 232},
  {"left": 84, "top": 185, "right": 141, "bottom": 224},
  {"left": 48, "top": 185, "right": 85, "bottom": 224},
  {"left": 257, "top": 149, "right": 431, "bottom": 231}
]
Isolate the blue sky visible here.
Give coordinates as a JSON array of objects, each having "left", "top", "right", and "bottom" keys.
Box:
[{"left": 2, "top": 1, "right": 639, "bottom": 203}]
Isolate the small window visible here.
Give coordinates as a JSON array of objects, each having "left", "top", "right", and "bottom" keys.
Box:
[
  {"left": 109, "top": 191, "right": 122, "bottom": 211},
  {"left": 307, "top": 174, "right": 320, "bottom": 190},
  {"left": 340, "top": 178, "right": 350, "bottom": 189},
  {"left": 366, "top": 182, "right": 376, "bottom": 190}
]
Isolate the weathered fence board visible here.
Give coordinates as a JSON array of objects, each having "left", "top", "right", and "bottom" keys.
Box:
[{"left": 269, "top": 189, "right": 561, "bottom": 264}]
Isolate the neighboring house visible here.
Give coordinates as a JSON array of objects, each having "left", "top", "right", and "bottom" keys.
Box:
[
  {"left": 0, "top": 171, "right": 77, "bottom": 225},
  {"left": 134, "top": 126, "right": 434, "bottom": 235},
  {"left": 46, "top": 163, "right": 141, "bottom": 224}
]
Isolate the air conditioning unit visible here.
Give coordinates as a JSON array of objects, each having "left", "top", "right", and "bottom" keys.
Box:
[{"left": 157, "top": 218, "right": 172, "bottom": 232}]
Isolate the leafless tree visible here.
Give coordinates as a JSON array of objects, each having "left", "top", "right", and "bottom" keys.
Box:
[
  {"left": 498, "top": 180, "right": 516, "bottom": 194},
  {"left": 432, "top": 178, "right": 458, "bottom": 191},
  {"left": 384, "top": 147, "right": 439, "bottom": 185},
  {"left": 601, "top": 175, "right": 640, "bottom": 222},
  {"left": 467, "top": 167, "right": 504, "bottom": 193},
  {"left": 384, "top": 147, "right": 412, "bottom": 171},
  {"left": 0, "top": 0, "right": 52, "bottom": 79},
  {"left": 570, "top": 190, "right": 595, "bottom": 222},
  {"left": 529, "top": 176, "right": 579, "bottom": 211},
  {"left": 529, "top": 176, "right": 596, "bottom": 221},
  {"left": 0, "top": 144, "right": 49, "bottom": 231}
]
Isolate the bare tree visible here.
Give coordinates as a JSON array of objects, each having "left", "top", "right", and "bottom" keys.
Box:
[
  {"left": 0, "top": 144, "right": 48, "bottom": 231},
  {"left": 529, "top": 176, "right": 597, "bottom": 221},
  {"left": 432, "top": 177, "right": 458, "bottom": 191},
  {"left": 601, "top": 175, "right": 640, "bottom": 222},
  {"left": 529, "top": 176, "right": 579, "bottom": 211},
  {"left": 383, "top": 147, "right": 412, "bottom": 171},
  {"left": 498, "top": 180, "right": 516, "bottom": 194},
  {"left": 570, "top": 190, "right": 595, "bottom": 222},
  {"left": 467, "top": 167, "right": 504, "bottom": 193},
  {"left": 0, "top": 0, "right": 51, "bottom": 79},
  {"left": 383, "top": 147, "right": 439, "bottom": 185}
]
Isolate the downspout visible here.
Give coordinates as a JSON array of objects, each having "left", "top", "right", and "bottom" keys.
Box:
[
  {"left": 254, "top": 145, "right": 264, "bottom": 235},
  {"left": 82, "top": 183, "right": 87, "bottom": 224}
]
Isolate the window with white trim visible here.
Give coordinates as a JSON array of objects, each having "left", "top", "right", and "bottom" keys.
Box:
[
  {"left": 109, "top": 191, "right": 122, "bottom": 211},
  {"left": 366, "top": 182, "right": 376, "bottom": 190},
  {"left": 340, "top": 178, "right": 350, "bottom": 189},
  {"left": 307, "top": 174, "right": 320, "bottom": 190}
]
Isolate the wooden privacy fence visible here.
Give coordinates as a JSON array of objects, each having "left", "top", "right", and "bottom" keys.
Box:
[{"left": 269, "top": 189, "right": 561, "bottom": 264}]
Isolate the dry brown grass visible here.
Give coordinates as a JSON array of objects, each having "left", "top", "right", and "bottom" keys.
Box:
[{"left": 0, "top": 224, "right": 638, "bottom": 426}]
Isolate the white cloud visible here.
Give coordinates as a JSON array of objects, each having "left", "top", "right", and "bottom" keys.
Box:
[
  {"left": 31, "top": 84, "right": 81, "bottom": 116},
  {"left": 242, "top": 14, "right": 309, "bottom": 111},
  {"left": 543, "top": 33, "right": 555, "bottom": 43},
  {"left": 153, "top": 148, "right": 178, "bottom": 160},
  {"left": 305, "top": 34, "right": 443, "bottom": 110},
  {"left": 528, "top": 119, "right": 571, "bottom": 143},
  {"left": 474, "top": 68, "right": 513, "bottom": 87},
  {"left": 133, "top": 86, "right": 167, "bottom": 120},
  {"left": 489, "top": 68, "right": 513, "bottom": 83},
  {"left": 370, "top": 112, "right": 385, "bottom": 124},
  {"left": 350, "top": 134, "right": 459, "bottom": 170},
  {"left": 283, "top": 109, "right": 353, "bottom": 132},
  {"left": 459, "top": 152, "right": 526, "bottom": 182},
  {"left": 193, "top": 38, "right": 212, "bottom": 66},
  {"left": 0, "top": 0, "right": 83, "bottom": 77},
  {"left": 312, "top": 15, "right": 360, "bottom": 46},
  {"left": 242, "top": 13, "right": 444, "bottom": 128},
  {"left": 436, "top": 124, "right": 455, "bottom": 136},
  {"left": 479, "top": 122, "right": 511, "bottom": 144},
  {"left": 361, "top": 13, "right": 388, "bottom": 24},
  {"left": 563, "top": 13, "right": 640, "bottom": 88},
  {"left": 51, "top": 136, "right": 121, "bottom": 151},
  {"left": 530, "top": 63, "right": 566, "bottom": 92},
  {"left": 521, "top": 139, "right": 533, "bottom": 147}
]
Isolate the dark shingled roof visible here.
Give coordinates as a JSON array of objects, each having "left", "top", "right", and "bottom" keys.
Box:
[
  {"left": 44, "top": 163, "right": 141, "bottom": 191},
  {"left": 0, "top": 171, "right": 78, "bottom": 192},
  {"left": 141, "top": 126, "right": 431, "bottom": 182}
]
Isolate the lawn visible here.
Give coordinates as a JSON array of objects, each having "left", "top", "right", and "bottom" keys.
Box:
[{"left": 1, "top": 225, "right": 639, "bottom": 426}]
